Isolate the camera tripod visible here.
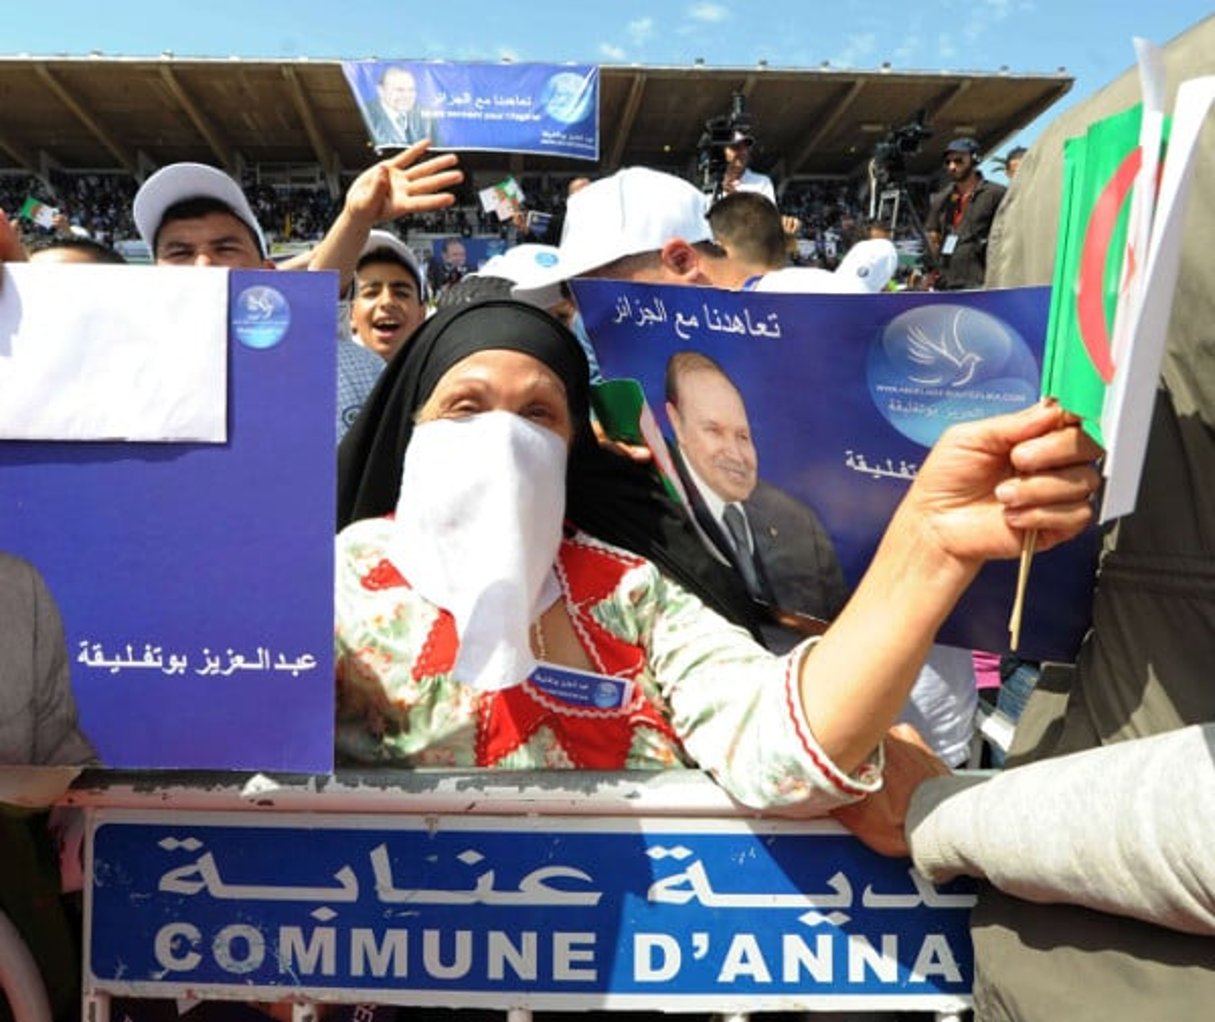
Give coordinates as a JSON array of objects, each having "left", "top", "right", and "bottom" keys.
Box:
[{"left": 866, "top": 160, "right": 938, "bottom": 273}]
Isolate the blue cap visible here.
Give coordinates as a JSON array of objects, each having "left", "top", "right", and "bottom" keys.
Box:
[{"left": 945, "top": 137, "right": 981, "bottom": 156}]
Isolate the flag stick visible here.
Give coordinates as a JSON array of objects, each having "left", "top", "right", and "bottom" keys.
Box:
[{"left": 1008, "top": 528, "right": 1038, "bottom": 650}]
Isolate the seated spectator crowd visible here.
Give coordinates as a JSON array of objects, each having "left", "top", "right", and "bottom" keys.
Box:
[{"left": 1, "top": 163, "right": 917, "bottom": 269}]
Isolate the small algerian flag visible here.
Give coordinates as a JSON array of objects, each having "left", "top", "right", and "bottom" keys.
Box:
[
  {"left": 1010, "top": 100, "right": 1157, "bottom": 648},
  {"left": 1040, "top": 41, "right": 1214, "bottom": 521},
  {"left": 1011, "top": 43, "right": 1213, "bottom": 646},
  {"left": 18, "top": 196, "right": 58, "bottom": 229},
  {"left": 1039, "top": 104, "right": 1156, "bottom": 450},
  {"left": 478, "top": 177, "right": 525, "bottom": 221}
]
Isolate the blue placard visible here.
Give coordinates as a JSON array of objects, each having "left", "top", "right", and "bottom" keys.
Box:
[
  {"left": 343, "top": 61, "right": 599, "bottom": 159},
  {"left": 0, "top": 269, "right": 337, "bottom": 771},
  {"left": 572, "top": 280, "right": 1098, "bottom": 662},
  {"left": 88, "top": 812, "right": 974, "bottom": 1009}
]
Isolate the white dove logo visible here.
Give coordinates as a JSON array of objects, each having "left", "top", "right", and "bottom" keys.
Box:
[
  {"left": 906, "top": 310, "right": 983, "bottom": 387},
  {"left": 243, "top": 289, "right": 276, "bottom": 320}
]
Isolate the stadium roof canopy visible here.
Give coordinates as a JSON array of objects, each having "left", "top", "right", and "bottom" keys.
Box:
[{"left": 0, "top": 57, "right": 1071, "bottom": 186}]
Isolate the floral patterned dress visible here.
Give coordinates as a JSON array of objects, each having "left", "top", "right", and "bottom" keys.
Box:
[{"left": 335, "top": 519, "right": 881, "bottom": 814}]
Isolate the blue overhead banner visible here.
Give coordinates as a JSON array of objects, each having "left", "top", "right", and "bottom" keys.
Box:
[
  {"left": 88, "top": 811, "right": 974, "bottom": 1011},
  {"left": 0, "top": 269, "right": 337, "bottom": 772},
  {"left": 572, "top": 280, "right": 1098, "bottom": 663},
  {"left": 343, "top": 61, "right": 599, "bottom": 160}
]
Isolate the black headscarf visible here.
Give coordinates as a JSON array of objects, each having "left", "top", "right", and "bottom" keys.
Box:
[{"left": 337, "top": 298, "right": 764, "bottom": 636}]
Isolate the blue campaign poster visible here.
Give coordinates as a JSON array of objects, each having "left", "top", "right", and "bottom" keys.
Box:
[
  {"left": 0, "top": 269, "right": 337, "bottom": 771},
  {"left": 572, "top": 279, "right": 1098, "bottom": 662},
  {"left": 343, "top": 60, "right": 599, "bottom": 159}
]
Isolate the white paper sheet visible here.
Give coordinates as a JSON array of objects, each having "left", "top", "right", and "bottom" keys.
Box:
[
  {"left": 0, "top": 263, "right": 228, "bottom": 442},
  {"left": 1101, "top": 75, "right": 1215, "bottom": 521}
]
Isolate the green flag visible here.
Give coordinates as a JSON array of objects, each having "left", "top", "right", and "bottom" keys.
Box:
[
  {"left": 1040, "top": 105, "right": 1160, "bottom": 447},
  {"left": 18, "top": 196, "right": 57, "bottom": 229},
  {"left": 591, "top": 378, "right": 685, "bottom": 505}
]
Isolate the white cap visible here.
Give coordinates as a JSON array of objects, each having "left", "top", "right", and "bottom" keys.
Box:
[
  {"left": 475, "top": 244, "right": 564, "bottom": 308},
  {"left": 752, "top": 240, "right": 898, "bottom": 295},
  {"left": 835, "top": 239, "right": 898, "bottom": 293},
  {"left": 134, "top": 162, "right": 267, "bottom": 258},
  {"left": 751, "top": 267, "right": 851, "bottom": 294},
  {"left": 359, "top": 228, "right": 427, "bottom": 300},
  {"left": 512, "top": 167, "right": 711, "bottom": 303}
]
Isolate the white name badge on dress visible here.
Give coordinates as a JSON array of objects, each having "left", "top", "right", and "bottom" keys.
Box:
[{"left": 529, "top": 662, "right": 634, "bottom": 710}]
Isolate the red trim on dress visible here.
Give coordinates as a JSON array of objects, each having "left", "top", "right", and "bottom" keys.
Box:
[
  {"left": 782, "top": 654, "right": 865, "bottom": 796},
  {"left": 475, "top": 534, "right": 678, "bottom": 768},
  {"left": 556, "top": 534, "right": 648, "bottom": 679},
  {"left": 360, "top": 558, "right": 407, "bottom": 590},
  {"left": 478, "top": 685, "right": 672, "bottom": 769},
  {"left": 413, "top": 609, "right": 458, "bottom": 682}
]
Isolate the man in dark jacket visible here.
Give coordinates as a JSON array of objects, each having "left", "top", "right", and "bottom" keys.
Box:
[
  {"left": 961, "top": 18, "right": 1215, "bottom": 1019},
  {"left": 925, "top": 137, "right": 1006, "bottom": 289}
]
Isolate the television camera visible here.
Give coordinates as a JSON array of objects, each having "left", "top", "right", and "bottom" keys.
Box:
[
  {"left": 867, "top": 109, "right": 937, "bottom": 271},
  {"left": 697, "top": 91, "right": 752, "bottom": 200},
  {"left": 870, "top": 109, "right": 932, "bottom": 185}
]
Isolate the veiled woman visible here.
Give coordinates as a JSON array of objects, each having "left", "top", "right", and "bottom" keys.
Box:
[{"left": 335, "top": 298, "right": 1097, "bottom": 813}]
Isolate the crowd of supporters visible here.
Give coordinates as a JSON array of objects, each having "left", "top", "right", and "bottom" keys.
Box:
[
  {"left": 0, "top": 172, "right": 137, "bottom": 247},
  {"left": 0, "top": 166, "right": 913, "bottom": 261}
]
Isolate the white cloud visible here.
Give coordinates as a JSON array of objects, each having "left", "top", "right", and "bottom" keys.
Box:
[
  {"left": 599, "top": 42, "right": 627, "bottom": 61},
  {"left": 894, "top": 34, "right": 923, "bottom": 65},
  {"left": 628, "top": 17, "right": 655, "bottom": 44},
  {"left": 962, "top": 0, "right": 1018, "bottom": 45},
  {"left": 688, "top": 3, "right": 729, "bottom": 23},
  {"left": 829, "top": 31, "right": 877, "bottom": 69}
]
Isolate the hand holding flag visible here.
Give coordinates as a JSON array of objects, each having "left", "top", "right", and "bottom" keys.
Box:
[
  {"left": 1012, "top": 41, "right": 1215, "bottom": 646},
  {"left": 17, "top": 197, "right": 59, "bottom": 230}
]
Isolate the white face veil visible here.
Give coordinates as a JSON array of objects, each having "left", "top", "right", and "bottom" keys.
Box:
[
  {"left": 388, "top": 410, "right": 566, "bottom": 691},
  {"left": 336, "top": 298, "right": 765, "bottom": 666}
]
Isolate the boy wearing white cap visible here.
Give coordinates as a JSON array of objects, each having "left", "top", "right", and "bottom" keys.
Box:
[
  {"left": 133, "top": 161, "right": 385, "bottom": 441},
  {"left": 133, "top": 146, "right": 462, "bottom": 437},
  {"left": 349, "top": 229, "right": 428, "bottom": 361},
  {"left": 512, "top": 166, "right": 748, "bottom": 305},
  {"left": 133, "top": 162, "right": 271, "bottom": 268}
]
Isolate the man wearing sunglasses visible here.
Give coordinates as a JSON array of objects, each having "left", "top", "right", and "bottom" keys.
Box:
[{"left": 925, "top": 137, "right": 1006, "bottom": 290}]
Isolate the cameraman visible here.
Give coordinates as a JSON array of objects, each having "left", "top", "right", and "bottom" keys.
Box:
[
  {"left": 925, "top": 137, "right": 1006, "bottom": 289},
  {"left": 721, "top": 128, "right": 777, "bottom": 205}
]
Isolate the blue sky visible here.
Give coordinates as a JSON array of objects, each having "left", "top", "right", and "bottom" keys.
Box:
[{"left": 3, "top": 1, "right": 1210, "bottom": 160}]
